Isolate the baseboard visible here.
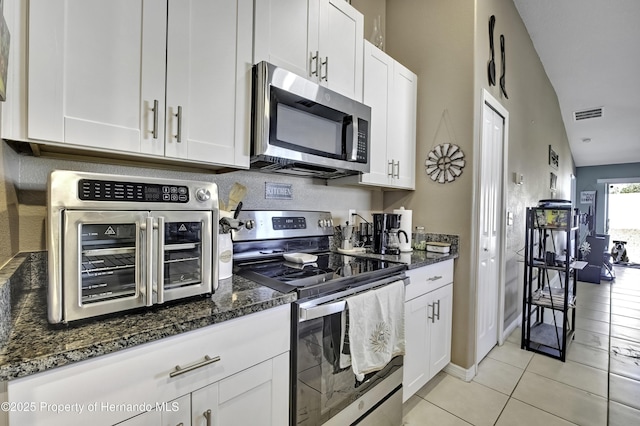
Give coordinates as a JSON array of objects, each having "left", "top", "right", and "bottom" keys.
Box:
[
  {"left": 443, "top": 362, "right": 476, "bottom": 382},
  {"left": 500, "top": 317, "right": 521, "bottom": 344}
]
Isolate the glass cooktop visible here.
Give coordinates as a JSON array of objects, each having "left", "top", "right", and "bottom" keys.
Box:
[{"left": 234, "top": 252, "right": 405, "bottom": 296}]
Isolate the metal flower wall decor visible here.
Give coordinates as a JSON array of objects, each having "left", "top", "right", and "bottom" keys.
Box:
[{"left": 425, "top": 143, "right": 466, "bottom": 183}]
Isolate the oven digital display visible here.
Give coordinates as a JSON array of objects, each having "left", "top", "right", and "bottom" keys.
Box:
[{"left": 272, "top": 217, "right": 306, "bottom": 230}]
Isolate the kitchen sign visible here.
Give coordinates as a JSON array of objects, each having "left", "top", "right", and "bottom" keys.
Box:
[
  {"left": 580, "top": 190, "right": 596, "bottom": 204},
  {"left": 265, "top": 182, "right": 293, "bottom": 200}
]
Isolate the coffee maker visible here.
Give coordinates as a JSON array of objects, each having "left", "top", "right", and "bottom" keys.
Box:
[{"left": 372, "top": 213, "right": 408, "bottom": 255}]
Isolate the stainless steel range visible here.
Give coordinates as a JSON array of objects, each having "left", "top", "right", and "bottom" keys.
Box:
[{"left": 232, "top": 210, "right": 406, "bottom": 426}]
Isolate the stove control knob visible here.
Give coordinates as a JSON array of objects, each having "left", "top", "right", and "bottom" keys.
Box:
[
  {"left": 195, "top": 188, "right": 211, "bottom": 202},
  {"left": 245, "top": 219, "right": 255, "bottom": 230}
]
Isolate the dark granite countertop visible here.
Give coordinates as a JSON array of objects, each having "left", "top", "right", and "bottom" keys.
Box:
[
  {"left": 345, "top": 249, "right": 458, "bottom": 269},
  {"left": 0, "top": 253, "right": 296, "bottom": 382}
]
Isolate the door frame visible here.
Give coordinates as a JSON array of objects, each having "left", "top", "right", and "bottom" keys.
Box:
[{"left": 472, "top": 89, "right": 509, "bottom": 365}]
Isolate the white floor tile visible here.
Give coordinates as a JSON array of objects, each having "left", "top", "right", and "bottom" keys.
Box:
[
  {"left": 609, "top": 373, "right": 640, "bottom": 410},
  {"left": 611, "top": 323, "right": 640, "bottom": 341},
  {"left": 512, "top": 372, "right": 607, "bottom": 426},
  {"left": 572, "top": 329, "right": 609, "bottom": 351},
  {"left": 574, "top": 317, "right": 610, "bottom": 334},
  {"left": 526, "top": 354, "right": 608, "bottom": 397},
  {"left": 506, "top": 327, "right": 522, "bottom": 345},
  {"left": 487, "top": 341, "right": 534, "bottom": 369},
  {"left": 473, "top": 357, "right": 524, "bottom": 395},
  {"left": 402, "top": 396, "right": 472, "bottom": 426},
  {"left": 495, "top": 399, "right": 578, "bottom": 426},
  {"left": 565, "top": 342, "right": 609, "bottom": 371},
  {"left": 610, "top": 313, "right": 640, "bottom": 330},
  {"left": 610, "top": 337, "right": 640, "bottom": 381},
  {"left": 609, "top": 401, "right": 640, "bottom": 426},
  {"left": 418, "top": 374, "right": 508, "bottom": 426},
  {"left": 575, "top": 308, "right": 610, "bottom": 323}
]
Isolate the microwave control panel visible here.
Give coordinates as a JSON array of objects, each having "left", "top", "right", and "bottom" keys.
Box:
[
  {"left": 356, "top": 118, "right": 369, "bottom": 163},
  {"left": 78, "top": 179, "right": 190, "bottom": 203}
]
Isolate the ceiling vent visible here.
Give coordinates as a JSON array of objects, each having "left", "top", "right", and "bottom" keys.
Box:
[{"left": 574, "top": 107, "right": 603, "bottom": 121}]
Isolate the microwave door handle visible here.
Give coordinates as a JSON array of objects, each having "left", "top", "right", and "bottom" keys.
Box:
[
  {"left": 156, "top": 216, "right": 165, "bottom": 304},
  {"left": 143, "top": 217, "right": 154, "bottom": 307},
  {"left": 348, "top": 117, "right": 359, "bottom": 161}
]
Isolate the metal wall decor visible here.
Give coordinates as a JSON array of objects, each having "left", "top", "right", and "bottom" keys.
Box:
[
  {"left": 549, "top": 145, "right": 559, "bottom": 169},
  {"left": 488, "top": 15, "right": 496, "bottom": 86},
  {"left": 425, "top": 143, "right": 466, "bottom": 183}
]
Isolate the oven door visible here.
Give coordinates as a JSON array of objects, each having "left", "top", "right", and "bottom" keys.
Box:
[
  {"left": 152, "top": 210, "right": 213, "bottom": 303},
  {"left": 293, "top": 276, "right": 405, "bottom": 426},
  {"left": 62, "top": 211, "right": 150, "bottom": 322}
]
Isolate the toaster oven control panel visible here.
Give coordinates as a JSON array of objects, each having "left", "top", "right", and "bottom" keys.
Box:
[{"left": 78, "top": 179, "right": 190, "bottom": 203}]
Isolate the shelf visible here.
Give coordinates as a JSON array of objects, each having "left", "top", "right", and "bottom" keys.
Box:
[
  {"left": 527, "top": 323, "right": 575, "bottom": 358},
  {"left": 531, "top": 288, "right": 575, "bottom": 309}
]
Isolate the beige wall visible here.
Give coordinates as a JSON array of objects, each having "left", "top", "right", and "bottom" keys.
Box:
[{"left": 382, "top": 0, "right": 574, "bottom": 369}]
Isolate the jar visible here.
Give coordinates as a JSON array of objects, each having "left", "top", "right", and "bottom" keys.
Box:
[{"left": 413, "top": 226, "right": 427, "bottom": 250}]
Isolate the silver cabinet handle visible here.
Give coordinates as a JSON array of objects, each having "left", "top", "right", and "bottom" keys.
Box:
[
  {"left": 388, "top": 160, "right": 394, "bottom": 177},
  {"left": 310, "top": 51, "right": 319, "bottom": 77},
  {"left": 427, "top": 275, "right": 443, "bottom": 282},
  {"left": 428, "top": 303, "right": 435, "bottom": 323},
  {"left": 175, "top": 106, "right": 183, "bottom": 143},
  {"left": 321, "top": 56, "right": 329, "bottom": 81},
  {"left": 152, "top": 99, "right": 159, "bottom": 139},
  {"left": 395, "top": 161, "right": 400, "bottom": 178},
  {"left": 436, "top": 299, "right": 441, "bottom": 321},
  {"left": 204, "top": 409, "right": 212, "bottom": 426},
  {"left": 169, "top": 355, "right": 221, "bottom": 378},
  {"left": 156, "top": 216, "right": 165, "bottom": 304}
]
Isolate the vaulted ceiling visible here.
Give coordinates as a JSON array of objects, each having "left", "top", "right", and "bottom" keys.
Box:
[{"left": 514, "top": 0, "right": 640, "bottom": 167}]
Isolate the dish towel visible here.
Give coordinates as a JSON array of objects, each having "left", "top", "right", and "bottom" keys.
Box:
[{"left": 341, "top": 280, "right": 405, "bottom": 381}]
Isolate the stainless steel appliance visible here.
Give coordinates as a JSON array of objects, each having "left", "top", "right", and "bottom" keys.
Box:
[
  {"left": 251, "top": 61, "right": 371, "bottom": 179},
  {"left": 232, "top": 210, "right": 406, "bottom": 426},
  {"left": 47, "top": 170, "right": 218, "bottom": 324}
]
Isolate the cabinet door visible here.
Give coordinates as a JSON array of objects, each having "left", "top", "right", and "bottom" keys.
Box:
[
  {"left": 253, "top": 0, "right": 320, "bottom": 80},
  {"left": 28, "top": 0, "right": 167, "bottom": 154},
  {"left": 191, "top": 353, "right": 290, "bottom": 426},
  {"left": 360, "top": 41, "right": 392, "bottom": 187},
  {"left": 165, "top": 0, "right": 252, "bottom": 167},
  {"left": 428, "top": 284, "right": 453, "bottom": 379},
  {"left": 162, "top": 395, "right": 190, "bottom": 426},
  {"left": 388, "top": 62, "right": 417, "bottom": 190},
  {"left": 119, "top": 411, "right": 162, "bottom": 426},
  {"left": 402, "top": 292, "right": 430, "bottom": 403},
  {"left": 318, "top": 0, "right": 363, "bottom": 101}
]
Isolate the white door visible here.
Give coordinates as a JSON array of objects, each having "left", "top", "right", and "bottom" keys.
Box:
[
  {"left": 429, "top": 284, "right": 453, "bottom": 378},
  {"left": 476, "top": 96, "right": 506, "bottom": 363},
  {"left": 165, "top": 0, "right": 252, "bottom": 167},
  {"left": 402, "top": 292, "right": 430, "bottom": 402},
  {"left": 389, "top": 62, "right": 417, "bottom": 189}
]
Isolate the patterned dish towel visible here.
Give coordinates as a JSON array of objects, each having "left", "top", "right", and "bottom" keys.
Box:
[{"left": 341, "top": 280, "right": 405, "bottom": 381}]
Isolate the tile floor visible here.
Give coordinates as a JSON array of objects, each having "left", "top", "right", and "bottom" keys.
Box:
[{"left": 402, "top": 265, "right": 640, "bottom": 425}]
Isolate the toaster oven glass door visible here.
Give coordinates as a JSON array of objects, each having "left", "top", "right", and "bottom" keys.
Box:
[
  {"left": 63, "top": 211, "right": 149, "bottom": 321},
  {"left": 153, "top": 210, "right": 213, "bottom": 302}
]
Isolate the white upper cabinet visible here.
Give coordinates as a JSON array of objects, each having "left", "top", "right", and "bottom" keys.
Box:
[
  {"left": 254, "top": 0, "right": 363, "bottom": 102},
  {"left": 23, "top": 0, "right": 252, "bottom": 168},
  {"left": 331, "top": 41, "right": 417, "bottom": 190}
]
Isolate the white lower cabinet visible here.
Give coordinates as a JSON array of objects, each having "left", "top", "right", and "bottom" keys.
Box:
[
  {"left": 7, "top": 305, "right": 291, "bottom": 426},
  {"left": 403, "top": 260, "right": 453, "bottom": 402}
]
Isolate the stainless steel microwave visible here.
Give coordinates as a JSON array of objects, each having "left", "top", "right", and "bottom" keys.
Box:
[
  {"left": 47, "top": 170, "right": 218, "bottom": 324},
  {"left": 251, "top": 61, "right": 371, "bottom": 179}
]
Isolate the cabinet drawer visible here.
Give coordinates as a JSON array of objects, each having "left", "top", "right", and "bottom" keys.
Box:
[
  {"left": 405, "top": 260, "right": 453, "bottom": 301},
  {"left": 8, "top": 304, "right": 290, "bottom": 426}
]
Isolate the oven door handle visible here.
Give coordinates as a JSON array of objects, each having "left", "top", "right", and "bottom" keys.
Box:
[
  {"left": 156, "top": 216, "right": 165, "bottom": 304},
  {"left": 298, "top": 275, "right": 409, "bottom": 322},
  {"left": 299, "top": 300, "right": 347, "bottom": 322},
  {"left": 144, "top": 216, "right": 154, "bottom": 307}
]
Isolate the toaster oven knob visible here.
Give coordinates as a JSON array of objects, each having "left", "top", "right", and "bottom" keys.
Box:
[
  {"left": 245, "top": 219, "right": 255, "bottom": 230},
  {"left": 195, "top": 188, "right": 211, "bottom": 202}
]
